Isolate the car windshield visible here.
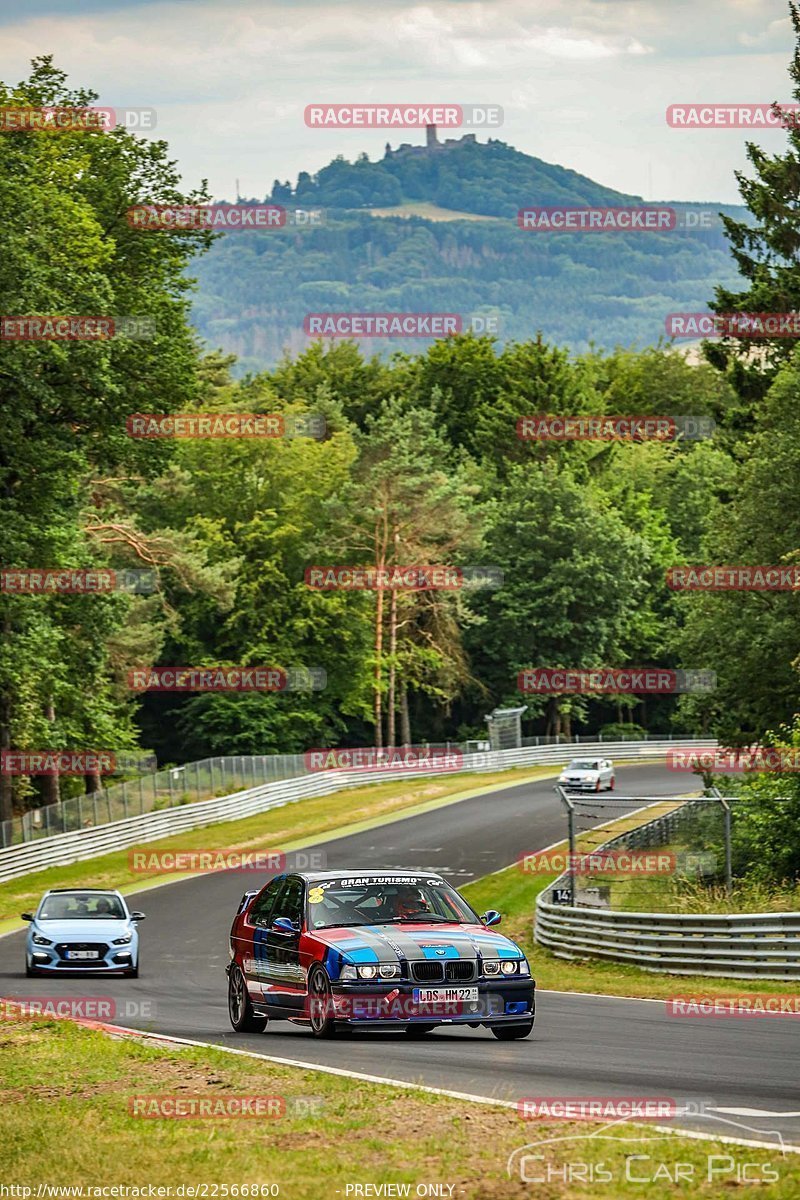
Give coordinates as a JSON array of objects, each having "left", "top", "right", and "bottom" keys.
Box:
[
  {"left": 39, "top": 892, "right": 126, "bottom": 920},
  {"left": 567, "top": 760, "right": 598, "bottom": 770},
  {"left": 307, "top": 877, "right": 479, "bottom": 930}
]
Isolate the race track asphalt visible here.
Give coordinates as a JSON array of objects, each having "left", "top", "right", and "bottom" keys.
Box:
[{"left": 2, "top": 763, "right": 798, "bottom": 1148}]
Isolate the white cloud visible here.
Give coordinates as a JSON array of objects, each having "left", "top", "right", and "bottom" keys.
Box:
[{"left": 0, "top": 0, "right": 794, "bottom": 202}]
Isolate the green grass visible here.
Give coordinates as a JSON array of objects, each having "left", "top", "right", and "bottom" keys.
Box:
[
  {"left": 1, "top": 1012, "right": 796, "bottom": 1197},
  {"left": 0, "top": 764, "right": 559, "bottom": 929}
]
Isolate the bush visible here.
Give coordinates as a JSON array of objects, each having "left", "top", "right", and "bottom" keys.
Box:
[{"left": 599, "top": 723, "right": 647, "bottom": 741}]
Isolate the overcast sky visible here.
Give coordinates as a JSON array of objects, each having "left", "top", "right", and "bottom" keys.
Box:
[{"left": 0, "top": 0, "right": 795, "bottom": 203}]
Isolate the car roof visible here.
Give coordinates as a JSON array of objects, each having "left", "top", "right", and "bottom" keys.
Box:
[{"left": 44, "top": 887, "right": 122, "bottom": 895}]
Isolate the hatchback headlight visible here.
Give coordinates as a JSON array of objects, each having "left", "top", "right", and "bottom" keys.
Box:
[
  {"left": 32, "top": 933, "right": 52, "bottom": 946},
  {"left": 379, "top": 963, "right": 400, "bottom": 979},
  {"left": 112, "top": 934, "right": 133, "bottom": 945}
]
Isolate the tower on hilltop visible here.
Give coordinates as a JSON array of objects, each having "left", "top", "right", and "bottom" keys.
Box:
[{"left": 426, "top": 123, "right": 439, "bottom": 149}]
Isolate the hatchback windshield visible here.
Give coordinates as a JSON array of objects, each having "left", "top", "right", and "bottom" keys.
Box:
[
  {"left": 307, "top": 877, "right": 479, "bottom": 930},
  {"left": 39, "top": 892, "right": 126, "bottom": 920}
]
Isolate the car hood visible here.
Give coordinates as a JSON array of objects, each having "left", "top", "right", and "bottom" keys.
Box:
[
  {"left": 310, "top": 921, "right": 524, "bottom": 963},
  {"left": 31, "top": 919, "right": 133, "bottom": 939},
  {"left": 561, "top": 768, "right": 598, "bottom": 778}
]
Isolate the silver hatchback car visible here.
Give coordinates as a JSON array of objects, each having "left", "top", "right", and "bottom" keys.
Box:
[{"left": 558, "top": 758, "right": 615, "bottom": 792}]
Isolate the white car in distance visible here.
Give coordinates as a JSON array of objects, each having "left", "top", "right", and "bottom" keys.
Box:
[{"left": 558, "top": 757, "right": 615, "bottom": 792}]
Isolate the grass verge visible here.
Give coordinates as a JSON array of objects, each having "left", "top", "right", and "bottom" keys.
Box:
[
  {"left": 0, "top": 1012, "right": 796, "bottom": 1197},
  {"left": 0, "top": 764, "right": 560, "bottom": 928}
]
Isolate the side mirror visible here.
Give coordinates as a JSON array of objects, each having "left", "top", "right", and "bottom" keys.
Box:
[
  {"left": 480, "top": 910, "right": 502, "bottom": 927},
  {"left": 271, "top": 916, "right": 298, "bottom": 935},
  {"left": 20, "top": 913, "right": 33, "bottom": 922},
  {"left": 130, "top": 912, "right": 146, "bottom": 921}
]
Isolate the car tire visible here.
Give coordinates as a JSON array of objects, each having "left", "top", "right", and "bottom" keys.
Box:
[
  {"left": 228, "top": 963, "right": 267, "bottom": 1033},
  {"left": 126, "top": 961, "right": 139, "bottom": 979},
  {"left": 404, "top": 1024, "right": 436, "bottom": 1036},
  {"left": 608, "top": 777, "right": 615, "bottom": 791},
  {"left": 307, "top": 965, "right": 337, "bottom": 1038},
  {"left": 491, "top": 1020, "right": 534, "bottom": 1040},
  {"left": 25, "top": 960, "right": 37, "bottom": 978},
  {"left": 594, "top": 778, "right": 601, "bottom": 792}
]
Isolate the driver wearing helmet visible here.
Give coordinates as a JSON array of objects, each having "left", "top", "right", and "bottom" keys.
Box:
[{"left": 386, "top": 884, "right": 430, "bottom": 921}]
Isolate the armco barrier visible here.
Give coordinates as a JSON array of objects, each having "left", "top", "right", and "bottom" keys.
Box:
[
  {"left": 535, "top": 797, "right": 800, "bottom": 981},
  {"left": 0, "top": 739, "right": 714, "bottom": 883}
]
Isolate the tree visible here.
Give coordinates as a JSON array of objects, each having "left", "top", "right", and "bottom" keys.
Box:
[
  {"left": 468, "top": 464, "right": 655, "bottom": 736},
  {"left": 0, "top": 58, "right": 212, "bottom": 819},
  {"left": 704, "top": 2, "right": 800, "bottom": 413}
]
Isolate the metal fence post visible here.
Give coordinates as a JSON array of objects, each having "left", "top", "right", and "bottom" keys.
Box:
[
  {"left": 709, "top": 786, "right": 733, "bottom": 899},
  {"left": 555, "top": 785, "right": 577, "bottom": 907}
]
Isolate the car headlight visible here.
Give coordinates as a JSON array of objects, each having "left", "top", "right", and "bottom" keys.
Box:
[
  {"left": 357, "top": 965, "right": 378, "bottom": 980},
  {"left": 483, "top": 960, "right": 501, "bottom": 976},
  {"left": 340, "top": 965, "right": 358, "bottom": 981},
  {"left": 32, "top": 933, "right": 52, "bottom": 946},
  {"left": 379, "top": 963, "right": 400, "bottom": 979},
  {"left": 501, "top": 960, "right": 520, "bottom": 975},
  {"left": 112, "top": 934, "right": 133, "bottom": 945}
]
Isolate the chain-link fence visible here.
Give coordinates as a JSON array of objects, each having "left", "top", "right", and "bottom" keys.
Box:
[
  {"left": 552, "top": 789, "right": 727, "bottom": 912},
  {"left": 0, "top": 733, "right": 699, "bottom": 851}
]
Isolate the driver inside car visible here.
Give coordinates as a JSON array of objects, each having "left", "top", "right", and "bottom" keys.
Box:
[{"left": 381, "top": 885, "right": 431, "bottom": 921}]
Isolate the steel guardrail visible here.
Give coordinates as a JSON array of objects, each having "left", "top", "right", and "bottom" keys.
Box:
[
  {"left": 0, "top": 739, "right": 714, "bottom": 883},
  {"left": 535, "top": 795, "right": 800, "bottom": 980}
]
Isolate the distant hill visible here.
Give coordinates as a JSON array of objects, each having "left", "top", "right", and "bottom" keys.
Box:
[
  {"left": 190, "top": 134, "right": 747, "bottom": 372},
  {"left": 267, "top": 133, "right": 641, "bottom": 216}
]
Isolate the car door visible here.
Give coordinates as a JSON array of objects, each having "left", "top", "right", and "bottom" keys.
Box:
[
  {"left": 237, "top": 875, "right": 284, "bottom": 1000},
  {"left": 262, "top": 875, "right": 306, "bottom": 1015}
]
